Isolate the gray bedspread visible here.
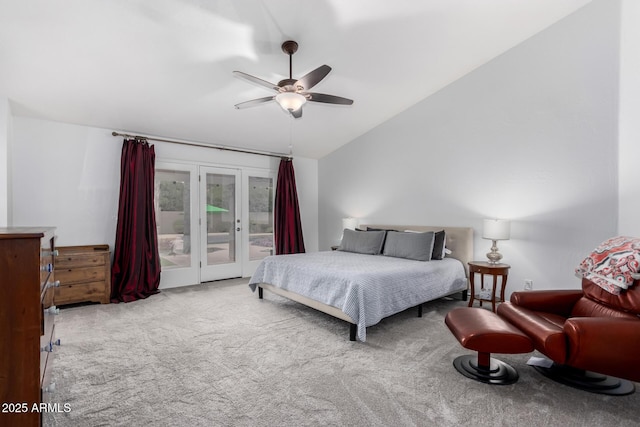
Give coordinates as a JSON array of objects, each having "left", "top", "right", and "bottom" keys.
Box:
[{"left": 249, "top": 251, "right": 467, "bottom": 341}]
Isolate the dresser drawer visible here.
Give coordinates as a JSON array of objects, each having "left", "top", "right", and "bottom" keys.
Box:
[
  {"left": 40, "top": 259, "right": 53, "bottom": 289},
  {"left": 40, "top": 320, "right": 55, "bottom": 384},
  {"left": 56, "top": 252, "right": 106, "bottom": 268},
  {"left": 56, "top": 265, "right": 106, "bottom": 284},
  {"left": 41, "top": 323, "right": 56, "bottom": 396},
  {"left": 55, "top": 280, "right": 109, "bottom": 305},
  {"left": 40, "top": 286, "right": 56, "bottom": 371},
  {"left": 40, "top": 237, "right": 56, "bottom": 293}
]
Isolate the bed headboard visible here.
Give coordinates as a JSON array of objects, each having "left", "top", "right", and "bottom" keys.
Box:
[{"left": 362, "top": 225, "right": 474, "bottom": 278}]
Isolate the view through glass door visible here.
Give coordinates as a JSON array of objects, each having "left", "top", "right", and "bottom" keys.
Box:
[
  {"left": 200, "top": 166, "right": 242, "bottom": 282},
  {"left": 155, "top": 163, "right": 274, "bottom": 288},
  {"left": 155, "top": 162, "right": 199, "bottom": 288},
  {"left": 244, "top": 172, "right": 275, "bottom": 272}
]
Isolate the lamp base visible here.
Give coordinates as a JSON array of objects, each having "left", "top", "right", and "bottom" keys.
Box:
[{"left": 486, "top": 240, "right": 503, "bottom": 264}]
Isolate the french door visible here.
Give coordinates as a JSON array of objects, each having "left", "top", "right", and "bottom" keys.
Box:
[
  {"left": 155, "top": 161, "right": 274, "bottom": 288},
  {"left": 243, "top": 170, "right": 276, "bottom": 273},
  {"left": 200, "top": 166, "right": 241, "bottom": 282}
]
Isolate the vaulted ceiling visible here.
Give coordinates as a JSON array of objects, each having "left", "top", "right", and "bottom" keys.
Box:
[{"left": 0, "top": 0, "right": 592, "bottom": 159}]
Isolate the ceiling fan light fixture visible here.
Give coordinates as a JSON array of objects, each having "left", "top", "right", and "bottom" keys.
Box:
[{"left": 276, "top": 92, "right": 306, "bottom": 112}]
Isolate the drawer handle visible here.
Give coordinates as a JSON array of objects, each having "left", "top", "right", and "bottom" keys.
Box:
[
  {"left": 43, "top": 382, "right": 56, "bottom": 394},
  {"left": 45, "top": 306, "right": 60, "bottom": 315},
  {"left": 46, "top": 280, "right": 61, "bottom": 289},
  {"left": 41, "top": 339, "right": 61, "bottom": 353}
]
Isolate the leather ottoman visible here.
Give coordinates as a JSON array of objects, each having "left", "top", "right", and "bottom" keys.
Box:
[{"left": 445, "top": 307, "right": 533, "bottom": 384}]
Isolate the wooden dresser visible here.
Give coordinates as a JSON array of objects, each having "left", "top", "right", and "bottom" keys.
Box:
[
  {"left": 55, "top": 245, "right": 111, "bottom": 305},
  {"left": 0, "top": 227, "right": 58, "bottom": 427}
]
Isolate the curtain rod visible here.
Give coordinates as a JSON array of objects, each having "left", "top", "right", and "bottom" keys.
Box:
[{"left": 111, "top": 131, "right": 292, "bottom": 159}]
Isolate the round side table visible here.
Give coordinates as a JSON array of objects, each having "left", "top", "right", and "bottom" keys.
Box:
[{"left": 467, "top": 261, "right": 510, "bottom": 312}]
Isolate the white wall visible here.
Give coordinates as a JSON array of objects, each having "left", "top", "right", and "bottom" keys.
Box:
[
  {"left": 319, "top": 0, "right": 620, "bottom": 296},
  {"left": 618, "top": 0, "right": 640, "bottom": 236},
  {"left": 0, "top": 97, "right": 10, "bottom": 226},
  {"left": 12, "top": 118, "right": 121, "bottom": 246},
  {"left": 11, "top": 117, "right": 319, "bottom": 252}
]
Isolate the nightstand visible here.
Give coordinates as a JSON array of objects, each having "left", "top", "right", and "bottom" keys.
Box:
[{"left": 467, "top": 261, "right": 510, "bottom": 312}]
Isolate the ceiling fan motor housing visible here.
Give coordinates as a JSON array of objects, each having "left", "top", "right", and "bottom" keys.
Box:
[
  {"left": 281, "top": 40, "right": 299, "bottom": 55},
  {"left": 278, "top": 78, "right": 297, "bottom": 88}
]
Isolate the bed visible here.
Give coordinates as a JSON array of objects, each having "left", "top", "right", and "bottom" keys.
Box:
[{"left": 249, "top": 225, "right": 473, "bottom": 341}]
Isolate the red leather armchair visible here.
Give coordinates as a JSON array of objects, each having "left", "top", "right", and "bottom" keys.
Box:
[{"left": 498, "top": 278, "right": 640, "bottom": 395}]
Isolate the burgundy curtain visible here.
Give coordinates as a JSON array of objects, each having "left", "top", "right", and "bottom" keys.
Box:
[
  {"left": 274, "top": 158, "right": 305, "bottom": 255},
  {"left": 111, "top": 139, "right": 161, "bottom": 302}
]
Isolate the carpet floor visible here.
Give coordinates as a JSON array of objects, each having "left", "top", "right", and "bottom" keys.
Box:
[{"left": 46, "top": 279, "right": 640, "bottom": 426}]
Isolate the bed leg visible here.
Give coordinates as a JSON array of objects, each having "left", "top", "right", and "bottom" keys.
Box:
[
  {"left": 461, "top": 289, "right": 468, "bottom": 301},
  {"left": 258, "top": 287, "right": 263, "bottom": 299},
  {"left": 418, "top": 304, "right": 423, "bottom": 318},
  {"left": 349, "top": 324, "right": 357, "bottom": 341}
]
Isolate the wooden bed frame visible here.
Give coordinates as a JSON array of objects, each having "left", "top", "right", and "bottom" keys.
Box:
[{"left": 256, "top": 225, "right": 474, "bottom": 341}]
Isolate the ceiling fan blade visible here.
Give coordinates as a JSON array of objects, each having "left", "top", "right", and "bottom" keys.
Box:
[
  {"left": 290, "top": 108, "right": 303, "bottom": 119},
  {"left": 295, "top": 65, "right": 331, "bottom": 90},
  {"left": 234, "top": 96, "right": 275, "bottom": 109},
  {"left": 233, "top": 71, "right": 280, "bottom": 92},
  {"left": 306, "top": 92, "right": 354, "bottom": 105}
]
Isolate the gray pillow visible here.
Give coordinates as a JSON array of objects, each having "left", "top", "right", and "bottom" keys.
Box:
[
  {"left": 338, "top": 229, "right": 386, "bottom": 255},
  {"left": 383, "top": 231, "right": 435, "bottom": 261},
  {"left": 432, "top": 230, "right": 446, "bottom": 260}
]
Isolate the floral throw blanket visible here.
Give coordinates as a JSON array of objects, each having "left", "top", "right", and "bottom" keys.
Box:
[{"left": 576, "top": 236, "right": 640, "bottom": 295}]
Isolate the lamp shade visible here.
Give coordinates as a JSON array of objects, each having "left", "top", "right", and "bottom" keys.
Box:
[
  {"left": 342, "top": 217, "right": 359, "bottom": 231},
  {"left": 482, "top": 219, "right": 510, "bottom": 240},
  {"left": 276, "top": 92, "right": 306, "bottom": 112}
]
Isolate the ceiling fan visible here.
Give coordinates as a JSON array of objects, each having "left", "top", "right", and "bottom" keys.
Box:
[{"left": 233, "top": 40, "right": 353, "bottom": 119}]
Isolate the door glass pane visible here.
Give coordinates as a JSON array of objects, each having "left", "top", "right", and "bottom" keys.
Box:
[
  {"left": 206, "top": 173, "right": 236, "bottom": 265},
  {"left": 249, "top": 176, "right": 274, "bottom": 261},
  {"left": 155, "top": 169, "right": 192, "bottom": 270}
]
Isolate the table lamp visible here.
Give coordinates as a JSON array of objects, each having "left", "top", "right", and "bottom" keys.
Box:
[
  {"left": 482, "top": 219, "right": 510, "bottom": 264},
  {"left": 342, "top": 217, "right": 359, "bottom": 231}
]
